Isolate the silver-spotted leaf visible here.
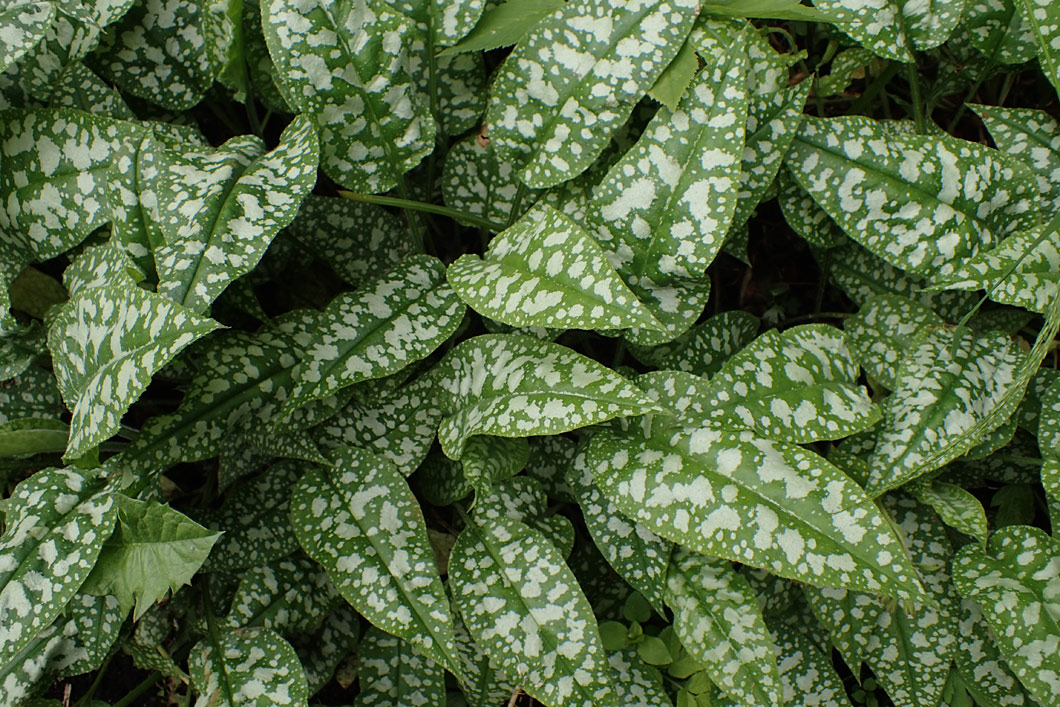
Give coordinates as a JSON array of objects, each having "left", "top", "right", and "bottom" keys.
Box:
[
  {"left": 224, "top": 554, "right": 340, "bottom": 635},
  {"left": 583, "top": 424, "right": 926, "bottom": 601},
  {"left": 1016, "top": 0, "right": 1060, "bottom": 99},
  {"left": 289, "top": 603, "right": 360, "bottom": 696},
  {"left": 448, "top": 204, "right": 664, "bottom": 331},
  {"left": 441, "top": 134, "right": 539, "bottom": 228},
  {"left": 189, "top": 627, "right": 309, "bottom": 706},
  {"left": 813, "top": 0, "right": 965, "bottom": 61},
  {"left": 912, "top": 480, "right": 989, "bottom": 545},
  {"left": 356, "top": 626, "right": 446, "bottom": 707},
  {"left": 633, "top": 310, "right": 759, "bottom": 375},
  {"left": 449, "top": 514, "right": 619, "bottom": 707},
  {"left": 290, "top": 445, "right": 462, "bottom": 676},
  {"left": 432, "top": 333, "right": 662, "bottom": 458},
  {"left": 0, "top": 1, "right": 53, "bottom": 74},
  {"left": 844, "top": 293, "right": 946, "bottom": 389},
  {"left": 954, "top": 598, "right": 1037, "bottom": 707},
  {"left": 460, "top": 435, "right": 529, "bottom": 498},
  {"left": 975, "top": 104, "right": 1060, "bottom": 212},
  {"left": 607, "top": 647, "right": 671, "bottom": 706},
  {"left": 485, "top": 0, "right": 700, "bottom": 188},
  {"left": 966, "top": 0, "right": 1037, "bottom": 65}
]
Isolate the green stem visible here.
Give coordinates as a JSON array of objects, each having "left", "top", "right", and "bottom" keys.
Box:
[
  {"left": 111, "top": 671, "right": 163, "bottom": 707},
  {"left": 849, "top": 62, "right": 900, "bottom": 116},
  {"left": 946, "top": 32, "right": 1003, "bottom": 134},
  {"left": 905, "top": 62, "right": 928, "bottom": 133},
  {"left": 75, "top": 649, "right": 118, "bottom": 706},
  {"left": 338, "top": 191, "right": 505, "bottom": 233}
]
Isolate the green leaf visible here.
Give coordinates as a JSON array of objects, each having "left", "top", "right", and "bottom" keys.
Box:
[
  {"left": 569, "top": 449, "right": 671, "bottom": 612},
  {"left": 485, "top": 0, "right": 700, "bottom": 188},
  {"left": 287, "top": 195, "right": 419, "bottom": 289},
  {"left": 844, "top": 294, "right": 946, "bottom": 389},
  {"left": 607, "top": 647, "right": 671, "bottom": 705},
  {"left": 282, "top": 255, "right": 463, "bottom": 418},
  {"left": 47, "top": 279, "right": 220, "bottom": 459},
  {"left": 263, "top": 0, "right": 436, "bottom": 193},
  {"left": 787, "top": 115, "right": 1040, "bottom": 279},
  {"left": 149, "top": 114, "right": 319, "bottom": 313},
  {"left": 632, "top": 310, "right": 759, "bottom": 374},
  {"left": 356, "top": 626, "right": 446, "bottom": 707},
  {"left": 525, "top": 435, "right": 577, "bottom": 502},
  {"left": 0, "top": 417, "right": 68, "bottom": 458},
  {"left": 590, "top": 31, "right": 749, "bottom": 283},
  {"left": 954, "top": 597, "right": 1037, "bottom": 707},
  {"left": 1016, "top": 0, "right": 1060, "bottom": 99},
  {"left": 189, "top": 627, "right": 309, "bottom": 706},
  {"left": 432, "top": 334, "right": 662, "bottom": 458},
  {"left": 864, "top": 328, "right": 1027, "bottom": 496},
  {"left": 817, "top": 47, "right": 875, "bottom": 97},
  {"left": 0, "top": 364, "right": 62, "bottom": 425},
  {"left": 813, "top": 0, "right": 964, "bottom": 62},
  {"left": 448, "top": 204, "right": 664, "bottom": 331},
  {"left": 952, "top": 525, "right": 1060, "bottom": 704},
  {"left": 289, "top": 603, "right": 360, "bottom": 696},
  {"left": 647, "top": 34, "right": 698, "bottom": 112},
  {"left": 697, "top": 324, "right": 881, "bottom": 443},
  {"left": 290, "top": 445, "right": 462, "bottom": 677},
  {"left": 768, "top": 626, "right": 849, "bottom": 707},
  {"left": 974, "top": 104, "right": 1060, "bottom": 212},
  {"left": 701, "top": 0, "right": 836, "bottom": 21},
  {"left": 414, "top": 451, "right": 472, "bottom": 507},
  {"left": 0, "top": 1, "right": 53, "bottom": 74},
  {"left": 911, "top": 480, "right": 989, "bottom": 545},
  {"left": 437, "top": 0, "right": 563, "bottom": 56},
  {"left": 473, "top": 476, "right": 575, "bottom": 557},
  {"left": 441, "top": 134, "right": 539, "bottom": 228},
  {"left": 0, "top": 467, "right": 118, "bottom": 672},
  {"left": 965, "top": 0, "right": 1037, "bottom": 65},
  {"left": 666, "top": 548, "right": 781, "bottom": 705},
  {"left": 224, "top": 554, "right": 340, "bottom": 635},
  {"left": 583, "top": 424, "right": 926, "bottom": 601},
  {"left": 82, "top": 495, "right": 219, "bottom": 620},
  {"left": 199, "top": 461, "right": 302, "bottom": 572},
  {"left": 460, "top": 435, "right": 529, "bottom": 498},
  {"left": 449, "top": 514, "right": 619, "bottom": 707}
]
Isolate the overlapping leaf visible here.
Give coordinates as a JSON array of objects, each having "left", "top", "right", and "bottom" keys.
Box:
[
  {"left": 0, "top": 1, "right": 54, "bottom": 74},
  {"left": 290, "top": 445, "right": 462, "bottom": 676},
  {"left": 485, "top": 0, "right": 700, "bottom": 188},
  {"left": 966, "top": 0, "right": 1037, "bottom": 64},
  {"left": 1017, "top": 0, "right": 1060, "bottom": 99},
  {"left": 954, "top": 598, "right": 1037, "bottom": 707},
  {"left": 448, "top": 204, "right": 663, "bottom": 331},
  {"left": 844, "top": 294, "right": 946, "bottom": 388},
  {"left": 189, "top": 627, "right": 308, "bottom": 706},
  {"left": 813, "top": 0, "right": 965, "bottom": 61},
  {"left": 224, "top": 554, "right": 340, "bottom": 635},
  {"left": 432, "top": 334, "right": 661, "bottom": 458},
  {"left": 449, "top": 514, "right": 618, "bottom": 707}
]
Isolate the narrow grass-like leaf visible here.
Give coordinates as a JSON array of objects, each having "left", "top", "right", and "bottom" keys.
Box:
[
  {"left": 189, "top": 627, "right": 308, "bottom": 706},
  {"left": 433, "top": 334, "right": 662, "bottom": 458},
  {"left": 485, "top": 0, "right": 700, "bottom": 188},
  {"left": 290, "top": 446, "right": 462, "bottom": 677},
  {"left": 952, "top": 525, "right": 1060, "bottom": 704},
  {"left": 450, "top": 514, "right": 619, "bottom": 707},
  {"left": 438, "top": 0, "right": 563, "bottom": 55},
  {"left": 665, "top": 547, "right": 781, "bottom": 705},
  {"left": 448, "top": 204, "right": 664, "bottom": 331},
  {"left": 282, "top": 256, "right": 463, "bottom": 418},
  {"left": 583, "top": 424, "right": 926, "bottom": 601}
]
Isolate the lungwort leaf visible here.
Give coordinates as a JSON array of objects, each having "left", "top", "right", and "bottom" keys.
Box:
[
  {"left": 0, "top": 467, "right": 117, "bottom": 673},
  {"left": 814, "top": 0, "right": 965, "bottom": 61},
  {"left": 485, "top": 0, "right": 700, "bottom": 188},
  {"left": 356, "top": 626, "right": 446, "bottom": 707},
  {"left": 788, "top": 115, "right": 1040, "bottom": 279},
  {"left": 432, "top": 333, "right": 662, "bottom": 458},
  {"left": 290, "top": 446, "right": 462, "bottom": 677},
  {"left": 189, "top": 627, "right": 308, "bottom": 706},
  {"left": 1016, "top": 0, "right": 1060, "bottom": 99},
  {"left": 583, "top": 424, "right": 926, "bottom": 601},
  {"left": 263, "top": 0, "right": 435, "bottom": 193},
  {"left": 281, "top": 255, "right": 463, "bottom": 418},
  {"left": 82, "top": 495, "right": 219, "bottom": 620},
  {"left": 450, "top": 514, "right": 619, "bottom": 707},
  {"left": 0, "top": 1, "right": 53, "bottom": 74},
  {"left": 447, "top": 204, "right": 664, "bottom": 331}
]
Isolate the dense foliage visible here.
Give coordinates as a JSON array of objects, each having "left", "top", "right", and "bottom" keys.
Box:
[{"left": 2, "top": 0, "right": 1060, "bottom": 705}]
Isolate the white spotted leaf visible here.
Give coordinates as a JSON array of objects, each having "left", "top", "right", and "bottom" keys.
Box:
[
  {"left": 844, "top": 294, "right": 946, "bottom": 389},
  {"left": 289, "top": 603, "right": 360, "bottom": 696},
  {"left": 952, "top": 525, "right": 1060, "bottom": 705},
  {"left": 0, "top": 467, "right": 117, "bottom": 674},
  {"left": 223, "top": 554, "right": 340, "bottom": 635},
  {"left": 289, "top": 445, "right": 463, "bottom": 677},
  {"left": 582, "top": 423, "right": 927, "bottom": 601},
  {"left": 0, "top": 1, "right": 54, "bottom": 74},
  {"left": 974, "top": 104, "right": 1060, "bottom": 212},
  {"left": 460, "top": 435, "right": 529, "bottom": 498},
  {"left": 432, "top": 333, "right": 663, "bottom": 459},
  {"left": 665, "top": 547, "right": 781, "bottom": 706},
  {"left": 263, "top": 0, "right": 436, "bottom": 194},
  {"left": 81, "top": 495, "right": 220, "bottom": 620},
  {"left": 356, "top": 626, "right": 446, "bottom": 707},
  {"left": 149, "top": 115, "right": 319, "bottom": 313},
  {"left": 189, "top": 627, "right": 309, "bottom": 706},
  {"left": 448, "top": 204, "right": 664, "bottom": 331},
  {"left": 911, "top": 480, "right": 988, "bottom": 545},
  {"left": 787, "top": 115, "right": 1040, "bottom": 280},
  {"left": 965, "top": 0, "right": 1037, "bottom": 65},
  {"left": 485, "top": 0, "right": 700, "bottom": 189},
  {"left": 954, "top": 598, "right": 1038, "bottom": 707},
  {"left": 589, "top": 29, "right": 749, "bottom": 283},
  {"left": 1016, "top": 0, "right": 1060, "bottom": 99},
  {"left": 473, "top": 476, "right": 576, "bottom": 557},
  {"left": 631, "top": 310, "right": 759, "bottom": 375},
  {"left": 47, "top": 278, "right": 221, "bottom": 460},
  {"left": 449, "top": 514, "right": 619, "bottom": 707},
  {"left": 441, "top": 134, "right": 540, "bottom": 228},
  {"left": 812, "top": 0, "right": 966, "bottom": 62},
  {"left": 281, "top": 256, "right": 463, "bottom": 418}
]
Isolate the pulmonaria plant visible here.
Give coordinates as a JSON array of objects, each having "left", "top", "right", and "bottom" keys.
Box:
[{"left": 2, "top": 0, "right": 1060, "bottom": 705}]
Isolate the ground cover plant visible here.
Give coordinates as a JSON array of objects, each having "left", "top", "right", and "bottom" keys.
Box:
[{"left": 2, "top": 0, "right": 1060, "bottom": 704}]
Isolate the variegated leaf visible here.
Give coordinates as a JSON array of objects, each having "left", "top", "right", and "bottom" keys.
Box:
[
  {"left": 583, "top": 424, "right": 927, "bottom": 601},
  {"left": 224, "top": 554, "right": 340, "bottom": 635},
  {"left": 975, "top": 104, "right": 1060, "bottom": 212},
  {"left": 290, "top": 445, "right": 462, "bottom": 677},
  {"left": 450, "top": 514, "right": 619, "bottom": 707},
  {"left": 788, "top": 115, "right": 1040, "bottom": 279},
  {"left": 952, "top": 525, "right": 1060, "bottom": 704},
  {"left": 289, "top": 603, "right": 360, "bottom": 695},
  {"left": 965, "top": 0, "right": 1037, "bottom": 64},
  {"left": 356, "top": 626, "right": 446, "bottom": 706},
  {"left": 845, "top": 293, "right": 946, "bottom": 389},
  {"left": 666, "top": 547, "right": 781, "bottom": 705},
  {"left": 814, "top": 0, "right": 965, "bottom": 62},
  {"left": 460, "top": 435, "right": 529, "bottom": 498},
  {"left": 954, "top": 598, "right": 1037, "bottom": 707},
  {"left": 189, "top": 627, "right": 308, "bottom": 706},
  {"left": 1016, "top": 0, "right": 1060, "bottom": 99},
  {"left": 281, "top": 255, "right": 463, "bottom": 418},
  {"left": 912, "top": 480, "right": 989, "bottom": 545},
  {"left": 0, "top": 467, "right": 117, "bottom": 672},
  {"left": 263, "top": 0, "right": 436, "bottom": 193},
  {"left": 0, "top": 1, "right": 53, "bottom": 74},
  {"left": 442, "top": 133, "right": 539, "bottom": 228},
  {"left": 485, "top": 0, "right": 700, "bottom": 188},
  {"left": 432, "top": 333, "right": 662, "bottom": 458},
  {"left": 473, "top": 476, "right": 575, "bottom": 557},
  {"left": 607, "top": 647, "right": 671, "bottom": 706},
  {"left": 448, "top": 204, "right": 663, "bottom": 331},
  {"left": 525, "top": 435, "right": 576, "bottom": 502},
  {"left": 630, "top": 310, "right": 759, "bottom": 374}
]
